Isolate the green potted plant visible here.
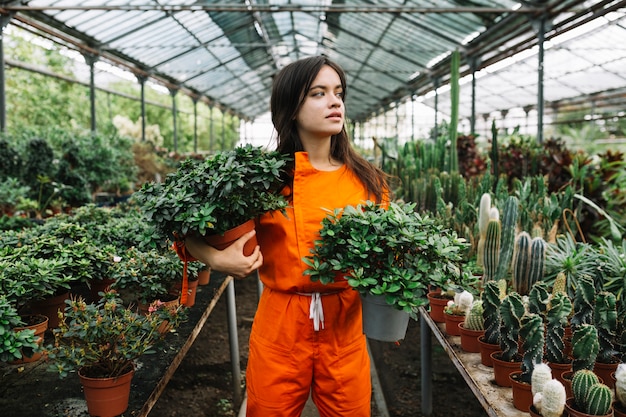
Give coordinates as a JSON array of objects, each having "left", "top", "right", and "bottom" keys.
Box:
[
  {"left": 46, "top": 290, "right": 164, "bottom": 417},
  {"left": 134, "top": 144, "right": 290, "bottom": 253},
  {"left": 492, "top": 291, "right": 525, "bottom": 387},
  {"left": 530, "top": 363, "right": 567, "bottom": 417},
  {"left": 303, "top": 200, "right": 468, "bottom": 341},
  {"left": 443, "top": 290, "right": 473, "bottom": 336},
  {"left": 0, "top": 295, "right": 42, "bottom": 363},
  {"left": 565, "top": 369, "right": 614, "bottom": 417}
]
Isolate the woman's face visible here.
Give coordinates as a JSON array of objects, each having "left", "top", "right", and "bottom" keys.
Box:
[{"left": 295, "top": 65, "right": 345, "bottom": 143}]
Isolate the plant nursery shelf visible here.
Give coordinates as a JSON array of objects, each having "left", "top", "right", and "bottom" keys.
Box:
[
  {"left": 418, "top": 306, "right": 527, "bottom": 417},
  {"left": 0, "top": 273, "right": 233, "bottom": 417}
]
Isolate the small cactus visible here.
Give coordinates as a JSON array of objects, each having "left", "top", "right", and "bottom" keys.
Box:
[
  {"left": 572, "top": 369, "right": 600, "bottom": 411},
  {"left": 534, "top": 379, "right": 566, "bottom": 417},
  {"left": 499, "top": 291, "right": 525, "bottom": 362},
  {"left": 482, "top": 280, "right": 503, "bottom": 344},
  {"left": 571, "top": 274, "right": 595, "bottom": 333},
  {"left": 512, "top": 231, "right": 532, "bottom": 295},
  {"left": 520, "top": 312, "right": 544, "bottom": 383},
  {"left": 615, "top": 363, "right": 626, "bottom": 408},
  {"left": 528, "top": 280, "right": 550, "bottom": 317},
  {"left": 572, "top": 323, "right": 600, "bottom": 373},
  {"left": 483, "top": 218, "right": 501, "bottom": 283},
  {"left": 594, "top": 291, "right": 617, "bottom": 364},
  {"left": 476, "top": 193, "right": 492, "bottom": 268},
  {"left": 545, "top": 291, "right": 573, "bottom": 364},
  {"left": 528, "top": 236, "right": 546, "bottom": 286},
  {"left": 531, "top": 363, "right": 553, "bottom": 396},
  {"left": 464, "top": 300, "right": 484, "bottom": 331},
  {"left": 494, "top": 195, "right": 519, "bottom": 282},
  {"left": 585, "top": 383, "right": 613, "bottom": 415}
]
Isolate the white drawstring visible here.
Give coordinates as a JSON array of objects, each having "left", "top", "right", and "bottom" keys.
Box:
[{"left": 309, "top": 292, "right": 324, "bottom": 331}]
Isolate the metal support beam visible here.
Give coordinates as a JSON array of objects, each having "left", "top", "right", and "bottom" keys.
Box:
[
  {"left": 169, "top": 88, "right": 179, "bottom": 152},
  {"left": 193, "top": 97, "right": 198, "bottom": 153},
  {"left": 82, "top": 53, "right": 98, "bottom": 134},
  {"left": 137, "top": 75, "right": 147, "bottom": 142},
  {"left": 536, "top": 15, "right": 546, "bottom": 143}
]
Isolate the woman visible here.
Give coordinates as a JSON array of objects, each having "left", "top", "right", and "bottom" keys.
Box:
[{"left": 186, "top": 56, "right": 389, "bottom": 416}]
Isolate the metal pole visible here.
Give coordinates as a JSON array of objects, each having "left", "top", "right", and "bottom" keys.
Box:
[
  {"left": 170, "top": 88, "right": 178, "bottom": 152},
  {"left": 537, "top": 15, "right": 546, "bottom": 143},
  {"left": 226, "top": 279, "right": 242, "bottom": 407},
  {"left": 0, "top": 15, "right": 11, "bottom": 133},
  {"left": 420, "top": 313, "right": 433, "bottom": 416},
  {"left": 137, "top": 75, "right": 147, "bottom": 141}
]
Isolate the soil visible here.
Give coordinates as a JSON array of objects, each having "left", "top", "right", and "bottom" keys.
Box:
[{"left": 149, "top": 275, "right": 488, "bottom": 417}]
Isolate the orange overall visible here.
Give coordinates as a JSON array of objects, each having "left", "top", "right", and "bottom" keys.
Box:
[{"left": 246, "top": 152, "right": 372, "bottom": 416}]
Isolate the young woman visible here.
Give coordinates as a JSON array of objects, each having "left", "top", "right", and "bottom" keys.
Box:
[{"left": 186, "top": 56, "right": 389, "bottom": 417}]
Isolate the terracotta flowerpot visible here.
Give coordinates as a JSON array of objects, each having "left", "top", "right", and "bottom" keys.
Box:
[
  {"left": 79, "top": 365, "right": 135, "bottom": 417},
  {"left": 548, "top": 359, "right": 573, "bottom": 385},
  {"left": 478, "top": 335, "right": 500, "bottom": 367},
  {"left": 197, "top": 267, "right": 211, "bottom": 286},
  {"left": 444, "top": 312, "right": 465, "bottom": 336},
  {"left": 30, "top": 291, "right": 69, "bottom": 329},
  {"left": 182, "top": 278, "right": 198, "bottom": 307},
  {"left": 458, "top": 322, "right": 484, "bottom": 353},
  {"left": 594, "top": 360, "right": 619, "bottom": 389},
  {"left": 9, "top": 314, "right": 48, "bottom": 364},
  {"left": 426, "top": 291, "right": 450, "bottom": 323},
  {"left": 614, "top": 402, "right": 626, "bottom": 417},
  {"left": 204, "top": 219, "right": 257, "bottom": 256},
  {"left": 490, "top": 351, "right": 521, "bottom": 387},
  {"left": 509, "top": 371, "right": 533, "bottom": 412},
  {"left": 562, "top": 370, "right": 574, "bottom": 399},
  {"left": 565, "top": 397, "right": 614, "bottom": 417}
]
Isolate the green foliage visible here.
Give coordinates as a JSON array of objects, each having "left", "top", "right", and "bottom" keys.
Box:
[
  {"left": 135, "top": 144, "right": 290, "bottom": 239},
  {"left": 594, "top": 291, "right": 617, "bottom": 364},
  {"left": 0, "top": 295, "right": 40, "bottom": 362},
  {"left": 303, "top": 201, "right": 468, "bottom": 314}
]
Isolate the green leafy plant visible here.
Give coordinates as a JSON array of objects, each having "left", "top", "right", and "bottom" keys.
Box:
[
  {"left": 303, "top": 200, "right": 468, "bottom": 314},
  {"left": 46, "top": 291, "right": 163, "bottom": 379},
  {"left": 0, "top": 295, "right": 40, "bottom": 362},
  {"left": 135, "top": 144, "right": 290, "bottom": 240}
]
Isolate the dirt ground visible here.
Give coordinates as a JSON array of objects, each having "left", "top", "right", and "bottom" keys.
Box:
[{"left": 149, "top": 275, "right": 488, "bottom": 417}]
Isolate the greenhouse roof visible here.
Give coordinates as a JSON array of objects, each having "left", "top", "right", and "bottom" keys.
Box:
[{"left": 1, "top": 1, "right": 625, "bottom": 123}]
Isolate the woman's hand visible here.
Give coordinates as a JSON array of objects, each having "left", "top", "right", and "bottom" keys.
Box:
[{"left": 185, "top": 230, "right": 263, "bottom": 279}]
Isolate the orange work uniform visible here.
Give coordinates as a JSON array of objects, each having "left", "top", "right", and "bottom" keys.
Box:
[{"left": 246, "top": 152, "right": 372, "bottom": 416}]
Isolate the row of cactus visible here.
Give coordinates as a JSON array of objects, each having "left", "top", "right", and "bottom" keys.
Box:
[{"left": 571, "top": 369, "right": 613, "bottom": 415}]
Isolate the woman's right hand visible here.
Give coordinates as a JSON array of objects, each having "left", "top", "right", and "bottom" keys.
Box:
[{"left": 185, "top": 230, "right": 263, "bottom": 279}]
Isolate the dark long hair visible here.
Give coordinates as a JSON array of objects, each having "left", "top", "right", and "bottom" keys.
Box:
[{"left": 270, "top": 56, "right": 389, "bottom": 203}]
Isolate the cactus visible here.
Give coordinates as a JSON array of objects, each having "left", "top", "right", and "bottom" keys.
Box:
[
  {"left": 545, "top": 292, "right": 573, "bottom": 364},
  {"left": 615, "top": 363, "right": 626, "bottom": 408},
  {"left": 483, "top": 218, "right": 501, "bottom": 283},
  {"left": 512, "top": 231, "right": 532, "bottom": 294},
  {"left": 572, "top": 369, "right": 600, "bottom": 410},
  {"left": 528, "top": 280, "right": 550, "bottom": 316},
  {"left": 594, "top": 291, "right": 618, "bottom": 364},
  {"left": 572, "top": 323, "right": 600, "bottom": 373},
  {"left": 520, "top": 313, "right": 544, "bottom": 383},
  {"left": 528, "top": 236, "right": 546, "bottom": 286},
  {"left": 585, "top": 383, "right": 613, "bottom": 415},
  {"left": 552, "top": 271, "right": 567, "bottom": 296},
  {"left": 534, "top": 378, "right": 566, "bottom": 417},
  {"left": 464, "top": 300, "right": 484, "bottom": 331},
  {"left": 499, "top": 291, "right": 525, "bottom": 361},
  {"left": 531, "top": 363, "right": 553, "bottom": 396},
  {"left": 571, "top": 274, "right": 595, "bottom": 333},
  {"left": 482, "top": 280, "right": 504, "bottom": 344},
  {"left": 494, "top": 195, "right": 519, "bottom": 282},
  {"left": 476, "top": 193, "right": 491, "bottom": 268},
  {"left": 445, "top": 290, "right": 473, "bottom": 316}
]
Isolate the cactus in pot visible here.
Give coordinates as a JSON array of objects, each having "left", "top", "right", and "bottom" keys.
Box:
[
  {"left": 512, "top": 232, "right": 547, "bottom": 296},
  {"left": 594, "top": 291, "right": 618, "bottom": 364},
  {"left": 615, "top": 363, "right": 626, "bottom": 412},
  {"left": 532, "top": 363, "right": 566, "bottom": 417},
  {"left": 572, "top": 323, "right": 600, "bottom": 373},
  {"left": 520, "top": 312, "right": 545, "bottom": 383},
  {"left": 476, "top": 193, "right": 492, "bottom": 268},
  {"left": 528, "top": 278, "right": 550, "bottom": 317},
  {"left": 532, "top": 363, "right": 554, "bottom": 397},
  {"left": 483, "top": 279, "right": 506, "bottom": 345},
  {"left": 571, "top": 369, "right": 613, "bottom": 415},
  {"left": 545, "top": 291, "right": 573, "bottom": 365},
  {"left": 571, "top": 274, "right": 595, "bottom": 333},
  {"left": 494, "top": 195, "right": 519, "bottom": 282},
  {"left": 499, "top": 291, "right": 525, "bottom": 362},
  {"left": 483, "top": 216, "right": 501, "bottom": 283},
  {"left": 444, "top": 290, "right": 473, "bottom": 316},
  {"left": 464, "top": 299, "right": 484, "bottom": 331}
]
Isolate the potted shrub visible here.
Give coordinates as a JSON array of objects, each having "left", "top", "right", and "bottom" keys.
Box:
[
  {"left": 134, "top": 144, "right": 290, "bottom": 254},
  {"left": 303, "top": 200, "right": 468, "bottom": 342},
  {"left": 45, "top": 291, "right": 164, "bottom": 417}
]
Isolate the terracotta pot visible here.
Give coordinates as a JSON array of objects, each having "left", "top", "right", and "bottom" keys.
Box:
[
  {"left": 197, "top": 267, "right": 211, "bottom": 286},
  {"left": 528, "top": 404, "right": 542, "bottom": 417},
  {"left": 594, "top": 360, "right": 619, "bottom": 389},
  {"left": 182, "top": 278, "right": 198, "bottom": 307},
  {"left": 426, "top": 291, "right": 451, "bottom": 323},
  {"left": 458, "top": 322, "right": 484, "bottom": 353},
  {"left": 79, "top": 365, "right": 135, "bottom": 417},
  {"left": 509, "top": 371, "right": 533, "bottom": 412},
  {"left": 548, "top": 359, "right": 573, "bottom": 385},
  {"left": 204, "top": 219, "right": 257, "bottom": 256},
  {"left": 491, "top": 351, "right": 521, "bottom": 387},
  {"left": 9, "top": 314, "right": 48, "bottom": 364},
  {"left": 30, "top": 291, "right": 69, "bottom": 329},
  {"left": 478, "top": 336, "right": 500, "bottom": 367},
  {"left": 444, "top": 312, "right": 465, "bottom": 336},
  {"left": 614, "top": 402, "right": 626, "bottom": 417},
  {"left": 565, "top": 397, "right": 614, "bottom": 417}
]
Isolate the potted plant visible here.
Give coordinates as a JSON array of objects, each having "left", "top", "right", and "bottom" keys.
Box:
[
  {"left": 303, "top": 200, "right": 468, "bottom": 342},
  {"left": 511, "top": 311, "right": 545, "bottom": 411},
  {"left": 443, "top": 290, "right": 473, "bottom": 336},
  {"left": 134, "top": 144, "right": 291, "bottom": 253},
  {"left": 46, "top": 290, "right": 164, "bottom": 417},
  {"left": 491, "top": 291, "right": 525, "bottom": 387},
  {"left": 593, "top": 291, "right": 620, "bottom": 388},
  {"left": 615, "top": 363, "right": 626, "bottom": 417},
  {"left": 530, "top": 363, "right": 567, "bottom": 417},
  {"left": 479, "top": 279, "right": 507, "bottom": 367},
  {"left": 546, "top": 291, "right": 574, "bottom": 383},
  {"left": 459, "top": 299, "right": 485, "bottom": 352},
  {"left": 565, "top": 369, "right": 614, "bottom": 417},
  {"left": 0, "top": 295, "right": 42, "bottom": 364}
]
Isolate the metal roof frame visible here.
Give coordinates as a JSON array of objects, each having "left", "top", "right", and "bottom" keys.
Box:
[{"left": 0, "top": 1, "right": 624, "bottom": 127}]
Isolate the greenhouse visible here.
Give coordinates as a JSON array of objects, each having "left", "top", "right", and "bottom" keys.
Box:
[{"left": 1, "top": 1, "right": 626, "bottom": 417}]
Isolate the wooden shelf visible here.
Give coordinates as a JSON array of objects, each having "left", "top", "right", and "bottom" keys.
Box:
[
  {"left": 0, "top": 274, "right": 233, "bottom": 417},
  {"left": 419, "top": 306, "right": 528, "bottom": 417}
]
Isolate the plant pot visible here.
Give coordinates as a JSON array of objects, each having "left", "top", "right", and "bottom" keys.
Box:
[
  {"left": 360, "top": 293, "right": 410, "bottom": 342},
  {"left": 182, "top": 278, "right": 198, "bottom": 307},
  {"left": 478, "top": 335, "right": 500, "bottom": 367},
  {"left": 490, "top": 351, "right": 521, "bottom": 387},
  {"left": 565, "top": 397, "right": 614, "bottom": 417},
  {"left": 528, "top": 404, "right": 542, "bottom": 417},
  {"left": 79, "top": 364, "right": 135, "bottom": 417},
  {"left": 509, "top": 370, "right": 533, "bottom": 412},
  {"left": 458, "top": 322, "right": 484, "bottom": 353},
  {"left": 89, "top": 277, "right": 116, "bottom": 302},
  {"left": 197, "top": 267, "right": 211, "bottom": 286},
  {"left": 9, "top": 314, "right": 48, "bottom": 364},
  {"left": 426, "top": 291, "right": 450, "bottom": 323},
  {"left": 443, "top": 312, "right": 465, "bottom": 336},
  {"left": 614, "top": 402, "right": 626, "bottom": 417},
  {"left": 203, "top": 219, "right": 257, "bottom": 256},
  {"left": 548, "top": 360, "right": 573, "bottom": 385},
  {"left": 594, "top": 360, "right": 619, "bottom": 389},
  {"left": 30, "top": 291, "right": 69, "bottom": 329}
]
